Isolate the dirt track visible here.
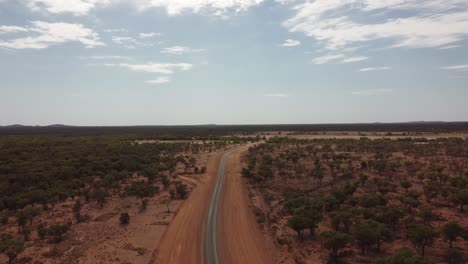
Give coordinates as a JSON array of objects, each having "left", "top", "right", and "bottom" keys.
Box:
[
  {"left": 154, "top": 146, "right": 274, "bottom": 264},
  {"left": 218, "top": 147, "right": 275, "bottom": 264}
]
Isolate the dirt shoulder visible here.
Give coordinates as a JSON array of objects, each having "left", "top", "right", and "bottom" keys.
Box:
[
  {"left": 218, "top": 146, "right": 276, "bottom": 264},
  {"left": 152, "top": 149, "right": 226, "bottom": 264}
]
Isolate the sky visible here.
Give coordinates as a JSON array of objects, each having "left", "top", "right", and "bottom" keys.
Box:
[{"left": 1, "top": 0, "right": 468, "bottom": 126}]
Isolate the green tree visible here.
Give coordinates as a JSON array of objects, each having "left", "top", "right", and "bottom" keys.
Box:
[
  {"left": 0, "top": 234, "right": 25, "bottom": 264},
  {"left": 443, "top": 248, "right": 465, "bottom": 264},
  {"left": 442, "top": 221, "right": 467, "bottom": 248},
  {"left": 320, "top": 231, "right": 351, "bottom": 260},
  {"left": 408, "top": 224, "right": 438, "bottom": 257},
  {"left": 288, "top": 214, "right": 307, "bottom": 240},
  {"left": 450, "top": 190, "right": 468, "bottom": 212},
  {"left": 375, "top": 247, "right": 434, "bottom": 264},
  {"left": 353, "top": 220, "right": 392, "bottom": 255},
  {"left": 175, "top": 182, "right": 189, "bottom": 199},
  {"left": 48, "top": 222, "right": 72, "bottom": 243}
]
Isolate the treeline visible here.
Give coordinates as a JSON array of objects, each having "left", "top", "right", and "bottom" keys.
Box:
[
  {"left": 2, "top": 122, "right": 468, "bottom": 136},
  {"left": 0, "top": 135, "right": 213, "bottom": 210}
]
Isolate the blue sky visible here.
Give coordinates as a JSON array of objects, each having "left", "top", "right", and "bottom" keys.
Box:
[{"left": 1, "top": 0, "right": 468, "bottom": 126}]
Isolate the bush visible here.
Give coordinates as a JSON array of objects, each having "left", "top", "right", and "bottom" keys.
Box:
[
  {"left": 120, "top": 212, "right": 130, "bottom": 225},
  {"left": 140, "top": 199, "right": 149, "bottom": 212},
  {"left": 443, "top": 248, "right": 465, "bottom": 264},
  {"left": 175, "top": 182, "right": 189, "bottom": 199},
  {"left": 48, "top": 222, "right": 72, "bottom": 243}
]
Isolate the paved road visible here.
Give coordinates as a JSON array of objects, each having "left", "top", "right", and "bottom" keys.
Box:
[{"left": 204, "top": 150, "right": 232, "bottom": 264}]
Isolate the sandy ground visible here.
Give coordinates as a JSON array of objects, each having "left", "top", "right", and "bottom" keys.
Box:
[
  {"left": 152, "top": 150, "right": 224, "bottom": 264},
  {"left": 218, "top": 146, "right": 276, "bottom": 264}
]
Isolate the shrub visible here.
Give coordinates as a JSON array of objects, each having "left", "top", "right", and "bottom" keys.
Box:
[{"left": 120, "top": 212, "right": 130, "bottom": 225}]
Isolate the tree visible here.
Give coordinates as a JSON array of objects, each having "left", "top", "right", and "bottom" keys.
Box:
[
  {"left": 73, "top": 199, "right": 83, "bottom": 222},
  {"left": 120, "top": 212, "right": 130, "bottom": 225},
  {"left": 417, "top": 206, "right": 436, "bottom": 226},
  {"left": 15, "top": 210, "right": 28, "bottom": 233},
  {"left": 376, "top": 247, "right": 434, "bottom": 264},
  {"left": 288, "top": 214, "right": 307, "bottom": 240},
  {"left": 0, "top": 234, "right": 25, "bottom": 264},
  {"left": 175, "top": 182, "right": 188, "bottom": 199},
  {"left": 353, "top": 220, "right": 392, "bottom": 255},
  {"left": 359, "top": 174, "right": 368, "bottom": 187},
  {"left": 443, "top": 248, "right": 465, "bottom": 264},
  {"left": 442, "top": 221, "right": 467, "bottom": 248},
  {"left": 408, "top": 224, "right": 438, "bottom": 257},
  {"left": 423, "top": 181, "right": 439, "bottom": 203},
  {"left": 449, "top": 190, "right": 468, "bottom": 212},
  {"left": 320, "top": 231, "right": 351, "bottom": 260},
  {"left": 401, "top": 180, "right": 413, "bottom": 191},
  {"left": 48, "top": 222, "right": 72, "bottom": 243},
  {"left": 92, "top": 188, "right": 108, "bottom": 208}
]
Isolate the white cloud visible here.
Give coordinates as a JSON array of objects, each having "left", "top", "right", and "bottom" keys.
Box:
[
  {"left": 86, "top": 55, "right": 132, "bottom": 60},
  {"left": 0, "top": 21, "right": 104, "bottom": 49},
  {"left": 162, "top": 46, "right": 204, "bottom": 55},
  {"left": 105, "top": 62, "right": 193, "bottom": 74},
  {"left": 284, "top": 0, "right": 468, "bottom": 51},
  {"left": 25, "top": 0, "right": 110, "bottom": 16},
  {"left": 104, "top": 28, "right": 127, "bottom": 33},
  {"left": 22, "top": 0, "right": 264, "bottom": 16},
  {"left": 281, "top": 39, "right": 301, "bottom": 47},
  {"left": 442, "top": 64, "right": 468, "bottom": 71},
  {"left": 359, "top": 66, "right": 392, "bottom": 72},
  {"left": 352, "top": 88, "right": 393, "bottom": 95},
  {"left": 134, "top": 0, "right": 265, "bottom": 16},
  {"left": 341, "top": 56, "right": 368, "bottom": 63},
  {"left": 139, "top": 32, "right": 162, "bottom": 38},
  {"left": 312, "top": 53, "right": 367, "bottom": 64},
  {"left": 0, "top": 25, "right": 29, "bottom": 34},
  {"left": 111, "top": 35, "right": 155, "bottom": 48},
  {"left": 265, "top": 93, "right": 289, "bottom": 97},
  {"left": 146, "top": 76, "right": 171, "bottom": 84}
]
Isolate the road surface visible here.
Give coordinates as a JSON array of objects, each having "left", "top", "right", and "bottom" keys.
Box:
[{"left": 154, "top": 147, "right": 274, "bottom": 264}]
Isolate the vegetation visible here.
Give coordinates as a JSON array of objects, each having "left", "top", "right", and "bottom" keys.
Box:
[{"left": 243, "top": 136, "right": 468, "bottom": 263}]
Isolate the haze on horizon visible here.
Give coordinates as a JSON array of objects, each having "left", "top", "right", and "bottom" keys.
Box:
[{"left": 1, "top": 0, "right": 468, "bottom": 126}]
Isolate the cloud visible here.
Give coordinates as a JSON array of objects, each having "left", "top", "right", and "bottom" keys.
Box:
[
  {"left": 341, "top": 56, "right": 368, "bottom": 63},
  {"left": 139, "top": 32, "right": 162, "bottom": 39},
  {"left": 111, "top": 36, "right": 154, "bottom": 49},
  {"left": 133, "top": 0, "right": 265, "bottom": 16},
  {"left": 104, "top": 62, "right": 193, "bottom": 74},
  {"left": 0, "top": 25, "right": 29, "bottom": 34},
  {"left": 352, "top": 88, "right": 393, "bottom": 96},
  {"left": 25, "top": 0, "right": 110, "bottom": 16},
  {"left": 281, "top": 39, "right": 301, "bottom": 47},
  {"left": 22, "top": 0, "right": 264, "bottom": 16},
  {"left": 85, "top": 55, "right": 132, "bottom": 60},
  {"left": 146, "top": 76, "right": 171, "bottom": 85},
  {"left": 265, "top": 93, "right": 289, "bottom": 97},
  {"left": 359, "top": 67, "right": 392, "bottom": 72},
  {"left": 442, "top": 64, "right": 468, "bottom": 71},
  {"left": 0, "top": 21, "right": 104, "bottom": 49},
  {"left": 104, "top": 28, "right": 127, "bottom": 33},
  {"left": 162, "top": 46, "right": 204, "bottom": 55},
  {"left": 312, "top": 53, "right": 367, "bottom": 64},
  {"left": 283, "top": 0, "right": 468, "bottom": 51}
]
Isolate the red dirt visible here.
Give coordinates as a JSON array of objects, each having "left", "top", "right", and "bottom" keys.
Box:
[
  {"left": 218, "top": 147, "right": 276, "bottom": 264},
  {"left": 153, "top": 150, "right": 224, "bottom": 264},
  {"left": 153, "top": 146, "right": 275, "bottom": 264}
]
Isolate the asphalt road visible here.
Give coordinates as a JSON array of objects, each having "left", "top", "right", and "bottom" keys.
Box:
[{"left": 204, "top": 150, "right": 232, "bottom": 264}]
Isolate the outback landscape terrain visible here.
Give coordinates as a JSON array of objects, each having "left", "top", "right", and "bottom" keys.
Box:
[{"left": 0, "top": 123, "right": 467, "bottom": 264}]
